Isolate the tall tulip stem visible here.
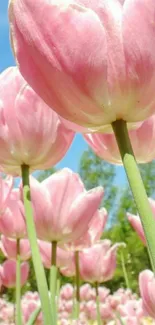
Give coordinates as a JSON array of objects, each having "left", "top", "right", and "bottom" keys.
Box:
[
  {"left": 75, "top": 250, "right": 80, "bottom": 318},
  {"left": 112, "top": 119, "right": 155, "bottom": 272},
  {"left": 50, "top": 241, "right": 58, "bottom": 324},
  {"left": 120, "top": 251, "right": 130, "bottom": 288},
  {"left": 56, "top": 270, "right": 61, "bottom": 307},
  {"left": 21, "top": 165, "right": 53, "bottom": 325},
  {"left": 15, "top": 239, "right": 22, "bottom": 325},
  {"left": 95, "top": 282, "right": 101, "bottom": 325}
]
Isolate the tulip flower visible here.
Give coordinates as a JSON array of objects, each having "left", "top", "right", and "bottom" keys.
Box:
[
  {"left": 127, "top": 198, "right": 155, "bottom": 245},
  {"left": 29, "top": 169, "right": 104, "bottom": 244},
  {"left": 60, "top": 259, "right": 76, "bottom": 278},
  {"left": 0, "top": 260, "right": 29, "bottom": 288},
  {"left": 80, "top": 284, "right": 96, "bottom": 302},
  {"left": 0, "top": 189, "right": 27, "bottom": 239},
  {"left": 0, "top": 176, "right": 13, "bottom": 215},
  {"left": 9, "top": 0, "right": 155, "bottom": 130},
  {"left": 0, "top": 66, "right": 74, "bottom": 175},
  {"left": 61, "top": 240, "right": 123, "bottom": 283},
  {"left": 59, "top": 284, "right": 74, "bottom": 301},
  {"left": 22, "top": 291, "right": 40, "bottom": 302},
  {"left": 62, "top": 207, "right": 108, "bottom": 251},
  {"left": 79, "top": 240, "right": 122, "bottom": 283},
  {"left": 1, "top": 236, "right": 31, "bottom": 261},
  {"left": 139, "top": 269, "right": 155, "bottom": 319},
  {"left": 22, "top": 300, "right": 42, "bottom": 325},
  {"left": 84, "top": 115, "right": 155, "bottom": 164},
  {"left": 38, "top": 240, "right": 73, "bottom": 269}
]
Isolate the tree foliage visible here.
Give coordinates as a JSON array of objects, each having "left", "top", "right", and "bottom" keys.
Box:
[
  {"left": 37, "top": 167, "right": 56, "bottom": 182},
  {"left": 79, "top": 149, "right": 118, "bottom": 222}
]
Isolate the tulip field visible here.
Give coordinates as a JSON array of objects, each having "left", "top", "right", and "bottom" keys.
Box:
[
  {"left": 0, "top": 284, "right": 155, "bottom": 324},
  {"left": 0, "top": 172, "right": 154, "bottom": 325},
  {"left": 1, "top": 0, "right": 155, "bottom": 324}
]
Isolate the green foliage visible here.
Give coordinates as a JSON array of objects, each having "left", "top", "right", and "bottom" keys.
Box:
[{"left": 79, "top": 148, "right": 118, "bottom": 221}]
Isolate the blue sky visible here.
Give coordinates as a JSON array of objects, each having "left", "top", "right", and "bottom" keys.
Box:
[{"left": 0, "top": 0, "right": 126, "bottom": 186}]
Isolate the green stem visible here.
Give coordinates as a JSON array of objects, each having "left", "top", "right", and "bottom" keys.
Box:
[
  {"left": 72, "top": 279, "right": 76, "bottom": 319},
  {"left": 50, "top": 241, "right": 58, "bottom": 324},
  {"left": 144, "top": 246, "right": 152, "bottom": 270},
  {"left": 115, "top": 312, "right": 126, "bottom": 325},
  {"left": 120, "top": 251, "right": 130, "bottom": 289},
  {"left": 56, "top": 270, "right": 61, "bottom": 303},
  {"left": 75, "top": 251, "right": 80, "bottom": 319},
  {"left": 112, "top": 120, "right": 155, "bottom": 272},
  {"left": 15, "top": 239, "right": 22, "bottom": 325},
  {"left": 21, "top": 165, "right": 53, "bottom": 325},
  {"left": 95, "top": 282, "right": 101, "bottom": 325}
]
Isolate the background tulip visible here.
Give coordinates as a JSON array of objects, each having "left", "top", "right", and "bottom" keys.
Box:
[
  {"left": 84, "top": 115, "right": 155, "bottom": 164},
  {"left": 28, "top": 169, "right": 104, "bottom": 244},
  {"left": 0, "top": 189, "right": 27, "bottom": 239},
  {"left": 79, "top": 240, "right": 123, "bottom": 283},
  {"left": 127, "top": 198, "right": 155, "bottom": 245},
  {"left": 0, "top": 176, "right": 13, "bottom": 215},
  {"left": 38, "top": 240, "right": 73, "bottom": 269},
  {"left": 62, "top": 207, "right": 108, "bottom": 251},
  {"left": 0, "top": 67, "right": 74, "bottom": 175},
  {"left": 139, "top": 270, "right": 155, "bottom": 319},
  {"left": 1, "top": 236, "right": 31, "bottom": 261},
  {"left": 0, "top": 260, "right": 29, "bottom": 288}
]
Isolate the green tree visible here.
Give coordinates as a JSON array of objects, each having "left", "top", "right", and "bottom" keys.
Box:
[
  {"left": 37, "top": 167, "right": 56, "bottom": 182},
  {"left": 79, "top": 148, "right": 118, "bottom": 220}
]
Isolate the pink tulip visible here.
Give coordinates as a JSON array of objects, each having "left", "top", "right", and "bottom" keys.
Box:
[
  {"left": 80, "top": 284, "right": 92, "bottom": 301},
  {"left": 0, "top": 67, "right": 74, "bottom": 175},
  {"left": 79, "top": 240, "right": 123, "bottom": 283},
  {"left": 60, "top": 255, "right": 76, "bottom": 278},
  {"left": 0, "top": 189, "right": 27, "bottom": 239},
  {"left": 84, "top": 115, "right": 155, "bottom": 164},
  {"left": 60, "top": 284, "right": 74, "bottom": 301},
  {"left": 139, "top": 269, "right": 155, "bottom": 319},
  {"left": 98, "top": 286, "right": 110, "bottom": 303},
  {"left": 22, "top": 292, "right": 40, "bottom": 304},
  {"left": 0, "top": 176, "right": 13, "bottom": 215},
  {"left": 85, "top": 300, "right": 97, "bottom": 320},
  {"left": 28, "top": 169, "right": 104, "bottom": 243},
  {"left": 22, "top": 291, "right": 40, "bottom": 302},
  {"left": 1, "top": 236, "right": 31, "bottom": 261},
  {"left": 63, "top": 300, "right": 73, "bottom": 314},
  {"left": 0, "top": 260, "right": 29, "bottom": 288},
  {"left": 9, "top": 0, "right": 155, "bottom": 132},
  {"left": 107, "top": 288, "right": 138, "bottom": 311},
  {"left": 38, "top": 240, "right": 73, "bottom": 269},
  {"left": 0, "top": 301, "right": 14, "bottom": 323},
  {"left": 117, "top": 300, "right": 146, "bottom": 319},
  {"left": 127, "top": 198, "right": 155, "bottom": 245},
  {"left": 22, "top": 300, "right": 42, "bottom": 325},
  {"left": 62, "top": 207, "right": 108, "bottom": 251},
  {"left": 100, "top": 302, "right": 113, "bottom": 320}
]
